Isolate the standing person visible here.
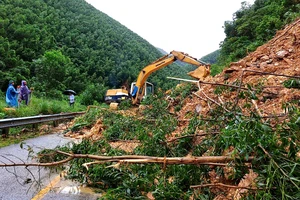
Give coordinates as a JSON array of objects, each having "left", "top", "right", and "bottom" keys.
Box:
[
  {"left": 69, "top": 93, "right": 75, "bottom": 107},
  {"left": 17, "top": 85, "right": 21, "bottom": 107},
  {"left": 20, "top": 80, "right": 31, "bottom": 105},
  {"left": 5, "top": 80, "right": 19, "bottom": 107}
]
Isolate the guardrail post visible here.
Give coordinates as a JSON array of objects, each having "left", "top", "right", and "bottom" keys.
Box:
[
  {"left": 32, "top": 124, "right": 38, "bottom": 130},
  {"left": 1, "top": 128, "right": 9, "bottom": 138},
  {"left": 53, "top": 120, "right": 59, "bottom": 127}
]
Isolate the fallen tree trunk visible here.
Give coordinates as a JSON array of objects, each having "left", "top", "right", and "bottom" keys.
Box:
[{"left": 0, "top": 151, "right": 254, "bottom": 167}]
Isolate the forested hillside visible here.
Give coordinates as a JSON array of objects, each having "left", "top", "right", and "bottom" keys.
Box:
[
  {"left": 0, "top": 0, "right": 191, "bottom": 104},
  {"left": 1, "top": 0, "right": 299, "bottom": 105}
]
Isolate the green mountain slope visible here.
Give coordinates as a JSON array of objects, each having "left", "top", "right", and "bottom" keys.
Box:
[
  {"left": 3, "top": 0, "right": 298, "bottom": 104},
  {"left": 0, "top": 0, "right": 189, "bottom": 103}
]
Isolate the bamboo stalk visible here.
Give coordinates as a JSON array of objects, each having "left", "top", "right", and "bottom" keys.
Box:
[{"left": 258, "top": 144, "right": 299, "bottom": 190}]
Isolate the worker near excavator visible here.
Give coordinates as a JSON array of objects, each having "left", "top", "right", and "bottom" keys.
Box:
[{"left": 5, "top": 80, "right": 19, "bottom": 108}]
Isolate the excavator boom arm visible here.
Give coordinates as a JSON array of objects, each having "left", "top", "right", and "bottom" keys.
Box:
[{"left": 131, "top": 50, "right": 210, "bottom": 104}]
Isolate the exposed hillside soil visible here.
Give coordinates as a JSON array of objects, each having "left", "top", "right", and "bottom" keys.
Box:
[{"left": 178, "top": 18, "right": 300, "bottom": 121}]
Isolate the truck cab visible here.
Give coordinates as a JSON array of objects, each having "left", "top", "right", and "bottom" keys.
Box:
[
  {"left": 105, "top": 82, "right": 154, "bottom": 104},
  {"left": 104, "top": 87, "right": 129, "bottom": 104}
]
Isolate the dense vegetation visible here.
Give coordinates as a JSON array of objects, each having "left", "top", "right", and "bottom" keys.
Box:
[
  {"left": 0, "top": 0, "right": 191, "bottom": 105},
  {"left": 39, "top": 83, "right": 300, "bottom": 199}
]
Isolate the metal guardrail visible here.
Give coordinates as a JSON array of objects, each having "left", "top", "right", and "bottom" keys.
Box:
[{"left": 0, "top": 112, "right": 85, "bottom": 129}]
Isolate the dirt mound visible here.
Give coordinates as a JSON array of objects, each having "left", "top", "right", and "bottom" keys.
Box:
[
  {"left": 169, "top": 18, "right": 300, "bottom": 200},
  {"left": 177, "top": 18, "right": 300, "bottom": 121}
]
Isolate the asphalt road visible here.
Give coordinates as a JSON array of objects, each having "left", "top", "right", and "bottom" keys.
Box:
[{"left": 0, "top": 133, "right": 100, "bottom": 200}]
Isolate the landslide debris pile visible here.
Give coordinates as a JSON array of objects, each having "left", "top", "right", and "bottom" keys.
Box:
[{"left": 177, "top": 18, "right": 300, "bottom": 121}]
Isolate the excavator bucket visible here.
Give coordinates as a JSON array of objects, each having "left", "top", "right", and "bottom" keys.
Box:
[{"left": 187, "top": 65, "right": 210, "bottom": 80}]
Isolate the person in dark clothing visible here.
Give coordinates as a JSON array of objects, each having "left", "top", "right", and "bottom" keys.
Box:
[{"left": 19, "top": 80, "right": 31, "bottom": 105}]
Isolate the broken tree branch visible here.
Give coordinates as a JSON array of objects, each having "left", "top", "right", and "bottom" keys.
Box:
[
  {"left": 233, "top": 70, "right": 245, "bottom": 111},
  {"left": 251, "top": 99, "right": 263, "bottom": 118},
  {"left": 166, "top": 132, "right": 220, "bottom": 143},
  {"left": 271, "top": 18, "right": 300, "bottom": 44},
  {"left": 243, "top": 69, "right": 300, "bottom": 79},
  {"left": 0, "top": 153, "right": 254, "bottom": 168},
  {"left": 199, "top": 80, "right": 278, "bottom": 95},
  {"left": 190, "top": 182, "right": 266, "bottom": 190},
  {"left": 0, "top": 156, "right": 73, "bottom": 167},
  {"left": 192, "top": 92, "right": 230, "bottom": 112}
]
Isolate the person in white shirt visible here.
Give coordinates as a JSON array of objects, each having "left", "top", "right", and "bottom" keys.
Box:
[{"left": 69, "top": 93, "right": 75, "bottom": 107}]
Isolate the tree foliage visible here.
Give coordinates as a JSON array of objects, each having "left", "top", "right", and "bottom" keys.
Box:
[
  {"left": 36, "top": 84, "right": 300, "bottom": 199},
  {"left": 0, "top": 0, "right": 187, "bottom": 102}
]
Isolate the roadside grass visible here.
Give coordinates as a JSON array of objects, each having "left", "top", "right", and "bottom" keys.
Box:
[
  {"left": 0, "top": 96, "right": 87, "bottom": 118},
  {"left": 0, "top": 95, "right": 88, "bottom": 147}
]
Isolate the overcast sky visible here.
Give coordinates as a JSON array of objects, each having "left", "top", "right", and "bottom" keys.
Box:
[{"left": 85, "top": 0, "right": 254, "bottom": 59}]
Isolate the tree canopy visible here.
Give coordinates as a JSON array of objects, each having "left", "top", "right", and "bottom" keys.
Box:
[{"left": 0, "top": 0, "right": 188, "bottom": 102}]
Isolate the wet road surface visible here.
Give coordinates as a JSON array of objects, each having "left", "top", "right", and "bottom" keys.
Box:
[{"left": 0, "top": 133, "right": 100, "bottom": 200}]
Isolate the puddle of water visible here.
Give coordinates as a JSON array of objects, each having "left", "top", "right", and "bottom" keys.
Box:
[
  {"left": 60, "top": 186, "right": 80, "bottom": 194},
  {"left": 53, "top": 179, "right": 102, "bottom": 197},
  {"left": 59, "top": 185, "right": 97, "bottom": 195}
]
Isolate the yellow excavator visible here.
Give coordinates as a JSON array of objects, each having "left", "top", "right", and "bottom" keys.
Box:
[{"left": 104, "top": 50, "right": 210, "bottom": 106}]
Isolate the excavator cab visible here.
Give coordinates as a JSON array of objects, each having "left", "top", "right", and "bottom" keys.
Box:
[{"left": 130, "top": 81, "right": 154, "bottom": 101}]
